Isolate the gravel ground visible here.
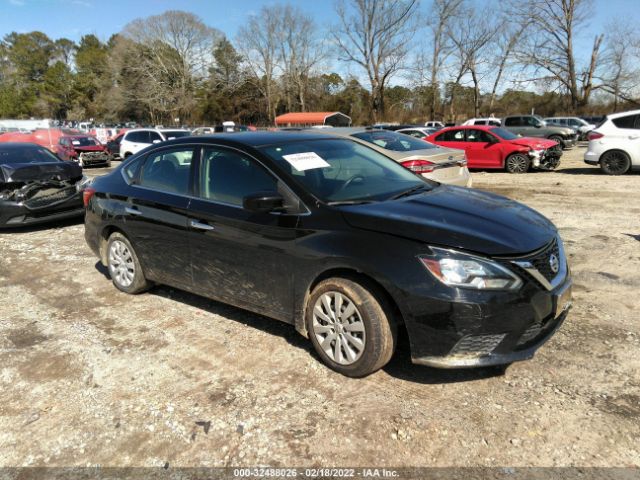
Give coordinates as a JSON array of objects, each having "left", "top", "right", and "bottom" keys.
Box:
[{"left": 0, "top": 147, "right": 638, "bottom": 468}]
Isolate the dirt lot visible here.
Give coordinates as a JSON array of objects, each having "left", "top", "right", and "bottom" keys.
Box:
[{"left": 0, "top": 147, "right": 638, "bottom": 469}]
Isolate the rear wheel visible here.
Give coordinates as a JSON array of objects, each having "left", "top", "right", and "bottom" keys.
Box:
[
  {"left": 306, "top": 277, "right": 397, "bottom": 377},
  {"left": 600, "top": 150, "right": 631, "bottom": 175},
  {"left": 505, "top": 153, "right": 530, "bottom": 173},
  {"left": 106, "top": 232, "right": 150, "bottom": 294}
]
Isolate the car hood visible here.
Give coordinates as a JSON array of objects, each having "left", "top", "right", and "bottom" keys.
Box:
[
  {"left": 0, "top": 162, "right": 83, "bottom": 185},
  {"left": 340, "top": 185, "right": 556, "bottom": 256},
  {"left": 507, "top": 137, "right": 558, "bottom": 149}
]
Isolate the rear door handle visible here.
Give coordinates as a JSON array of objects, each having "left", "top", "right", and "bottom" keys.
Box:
[
  {"left": 629, "top": 135, "right": 639, "bottom": 140},
  {"left": 190, "top": 220, "right": 215, "bottom": 231},
  {"left": 125, "top": 206, "right": 143, "bottom": 216}
]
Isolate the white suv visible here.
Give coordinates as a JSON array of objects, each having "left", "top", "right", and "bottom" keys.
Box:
[
  {"left": 119, "top": 128, "right": 191, "bottom": 158},
  {"left": 584, "top": 110, "right": 640, "bottom": 175},
  {"left": 461, "top": 117, "right": 501, "bottom": 126}
]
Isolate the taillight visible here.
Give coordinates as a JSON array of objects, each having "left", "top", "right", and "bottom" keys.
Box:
[
  {"left": 588, "top": 131, "right": 604, "bottom": 141},
  {"left": 83, "top": 187, "right": 96, "bottom": 207},
  {"left": 401, "top": 159, "right": 435, "bottom": 174}
]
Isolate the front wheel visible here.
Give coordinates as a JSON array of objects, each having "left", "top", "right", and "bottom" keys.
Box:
[
  {"left": 106, "top": 232, "right": 151, "bottom": 294},
  {"left": 600, "top": 150, "right": 631, "bottom": 175},
  {"left": 505, "top": 153, "right": 531, "bottom": 173},
  {"left": 306, "top": 277, "right": 397, "bottom": 377}
]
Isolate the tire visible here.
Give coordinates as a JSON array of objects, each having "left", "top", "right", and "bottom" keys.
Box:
[
  {"left": 600, "top": 150, "right": 631, "bottom": 175},
  {"left": 306, "top": 277, "right": 397, "bottom": 377},
  {"left": 549, "top": 135, "right": 564, "bottom": 152},
  {"left": 505, "top": 153, "right": 531, "bottom": 173},
  {"left": 106, "top": 232, "right": 150, "bottom": 294}
]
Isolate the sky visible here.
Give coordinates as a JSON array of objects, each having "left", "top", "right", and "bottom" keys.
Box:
[{"left": 0, "top": 0, "right": 637, "bottom": 87}]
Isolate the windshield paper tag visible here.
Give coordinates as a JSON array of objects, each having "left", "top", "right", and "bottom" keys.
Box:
[
  {"left": 282, "top": 152, "right": 330, "bottom": 171},
  {"left": 72, "top": 141, "right": 81, "bottom": 145}
]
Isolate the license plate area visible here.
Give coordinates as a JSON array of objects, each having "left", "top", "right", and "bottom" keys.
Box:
[{"left": 553, "top": 282, "right": 572, "bottom": 318}]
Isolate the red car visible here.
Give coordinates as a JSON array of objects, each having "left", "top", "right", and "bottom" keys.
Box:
[
  {"left": 57, "top": 135, "right": 111, "bottom": 168},
  {"left": 426, "top": 126, "right": 562, "bottom": 173}
]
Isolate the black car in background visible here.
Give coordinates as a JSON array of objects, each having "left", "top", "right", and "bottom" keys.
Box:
[
  {"left": 0, "top": 143, "right": 87, "bottom": 227},
  {"left": 84, "top": 132, "right": 572, "bottom": 377}
]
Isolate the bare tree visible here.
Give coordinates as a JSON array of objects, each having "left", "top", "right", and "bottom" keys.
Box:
[
  {"left": 514, "top": 0, "right": 603, "bottom": 112},
  {"left": 333, "top": 0, "right": 418, "bottom": 122},
  {"left": 598, "top": 20, "right": 640, "bottom": 111},
  {"left": 425, "top": 0, "right": 462, "bottom": 120},
  {"left": 236, "top": 8, "right": 282, "bottom": 122},
  {"left": 277, "top": 5, "right": 325, "bottom": 112},
  {"left": 122, "top": 11, "right": 221, "bottom": 123},
  {"left": 486, "top": 13, "right": 529, "bottom": 112}
]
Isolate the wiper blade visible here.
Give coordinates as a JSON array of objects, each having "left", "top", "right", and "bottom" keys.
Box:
[
  {"left": 327, "top": 200, "right": 374, "bottom": 206},
  {"left": 390, "top": 184, "right": 429, "bottom": 200}
]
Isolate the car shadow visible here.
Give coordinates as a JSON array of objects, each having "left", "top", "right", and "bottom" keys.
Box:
[
  {"left": 149, "top": 285, "right": 311, "bottom": 354},
  {"left": 0, "top": 216, "right": 83, "bottom": 234},
  {"left": 95, "top": 269, "right": 508, "bottom": 384}
]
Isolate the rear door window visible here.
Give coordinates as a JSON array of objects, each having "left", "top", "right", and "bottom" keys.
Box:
[
  {"left": 612, "top": 114, "right": 640, "bottom": 129},
  {"left": 138, "top": 148, "right": 194, "bottom": 195},
  {"left": 504, "top": 117, "right": 521, "bottom": 127}
]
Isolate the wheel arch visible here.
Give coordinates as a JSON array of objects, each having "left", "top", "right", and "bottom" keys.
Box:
[
  {"left": 98, "top": 225, "right": 128, "bottom": 266},
  {"left": 297, "top": 267, "right": 405, "bottom": 339}
]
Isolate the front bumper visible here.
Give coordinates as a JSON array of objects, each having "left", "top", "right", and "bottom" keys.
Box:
[
  {"left": 392, "top": 239, "right": 572, "bottom": 369},
  {"left": 561, "top": 136, "right": 578, "bottom": 148},
  {"left": 0, "top": 190, "right": 84, "bottom": 228}
]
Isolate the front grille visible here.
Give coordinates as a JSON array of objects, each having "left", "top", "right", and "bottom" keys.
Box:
[
  {"left": 24, "top": 187, "right": 76, "bottom": 209},
  {"left": 449, "top": 334, "right": 506, "bottom": 356},
  {"left": 529, "top": 239, "right": 560, "bottom": 282}
]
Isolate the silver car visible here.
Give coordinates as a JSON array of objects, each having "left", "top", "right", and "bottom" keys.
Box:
[{"left": 306, "top": 127, "right": 472, "bottom": 187}]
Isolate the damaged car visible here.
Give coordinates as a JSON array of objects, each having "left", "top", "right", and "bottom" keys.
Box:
[
  {"left": 426, "top": 126, "right": 562, "bottom": 173},
  {"left": 0, "top": 143, "right": 88, "bottom": 227},
  {"left": 57, "top": 134, "right": 112, "bottom": 168}
]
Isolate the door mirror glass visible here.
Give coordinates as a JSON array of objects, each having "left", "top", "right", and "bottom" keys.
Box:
[{"left": 243, "top": 192, "right": 284, "bottom": 213}]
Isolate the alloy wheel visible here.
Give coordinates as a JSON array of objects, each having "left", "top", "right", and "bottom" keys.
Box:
[
  {"left": 312, "top": 291, "right": 366, "bottom": 365},
  {"left": 601, "top": 151, "right": 630, "bottom": 175},
  {"left": 108, "top": 240, "right": 135, "bottom": 288},
  {"left": 507, "top": 154, "right": 529, "bottom": 173}
]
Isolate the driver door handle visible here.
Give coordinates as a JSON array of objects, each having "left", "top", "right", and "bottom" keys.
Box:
[
  {"left": 190, "top": 220, "right": 215, "bottom": 231},
  {"left": 125, "top": 206, "right": 142, "bottom": 216}
]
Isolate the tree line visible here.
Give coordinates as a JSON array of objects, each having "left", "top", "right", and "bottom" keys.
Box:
[{"left": 1, "top": 0, "right": 638, "bottom": 127}]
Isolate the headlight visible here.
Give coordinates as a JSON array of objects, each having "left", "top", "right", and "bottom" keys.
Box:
[
  {"left": 419, "top": 247, "right": 523, "bottom": 291},
  {"left": 76, "top": 175, "right": 93, "bottom": 192},
  {"left": 529, "top": 150, "right": 542, "bottom": 158}
]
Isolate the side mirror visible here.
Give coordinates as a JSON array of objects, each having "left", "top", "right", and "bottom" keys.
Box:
[
  {"left": 488, "top": 135, "right": 500, "bottom": 144},
  {"left": 243, "top": 192, "right": 284, "bottom": 213}
]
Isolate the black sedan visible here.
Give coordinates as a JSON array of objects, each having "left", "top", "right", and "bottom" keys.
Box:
[
  {"left": 84, "top": 132, "right": 573, "bottom": 377},
  {"left": 0, "top": 143, "right": 87, "bottom": 227}
]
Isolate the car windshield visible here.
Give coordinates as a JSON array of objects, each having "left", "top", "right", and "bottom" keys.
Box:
[
  {"left": 70, "top": 136, "right": 100, "bottom": 146},
  {"left": 260, "top": 138, "right": 434, "bottom": 204},
  {"left": 490, "top": 127, "right": 519, "bottom": 140},
  {"left": 0, "top": 146, "right": 61, "bottom": 164},
  {"left": 162, "top": 130, "right": 191, "bottom": 139},
  {"left": 351, "top": 130, "right": 437, "bottom": 151}
]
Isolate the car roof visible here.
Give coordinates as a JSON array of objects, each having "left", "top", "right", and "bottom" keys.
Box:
[
  {"left": 605, "top": 109, "right": 640, "bottom": 120},
  {"left": 159, "top": 131, "right": 348, "bottom": 148},
  {"left": 0, "top": 142, "right": 43, "bottom": 150},
  {"left": 437, "top": 125, "right": 496, "bottom": 131}
]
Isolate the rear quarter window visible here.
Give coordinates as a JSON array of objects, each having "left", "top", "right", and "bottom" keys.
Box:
[{"left": 612, "top": 114, "right": 640, "bottom": 129}]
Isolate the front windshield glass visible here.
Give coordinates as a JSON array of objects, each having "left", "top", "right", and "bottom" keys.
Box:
[
  {"left": 351, "top": 130, "right": 437, "bottom": 151},
  {"left": 490, "top": 127, "right": 519, "bottom": 140},
  {"left": 260, "top": 138, "right": 434, "bottom": 204},
  {"left": 70, "top": 136, "right": 100, "bottom": 146},
  {"left": 0, "top": 145, "right": 61, "bottom": 164}
]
